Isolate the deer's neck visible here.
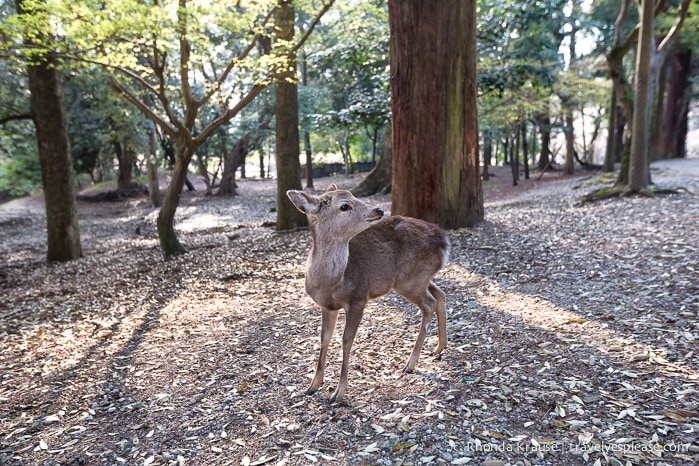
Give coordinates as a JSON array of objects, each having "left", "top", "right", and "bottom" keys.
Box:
[{"left": 306, "top": 232, "right": 350, "bottom": 289}]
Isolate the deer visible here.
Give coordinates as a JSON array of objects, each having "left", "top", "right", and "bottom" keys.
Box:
[{"left": 287, "top": 185, "right": 449, "bottom": 403}]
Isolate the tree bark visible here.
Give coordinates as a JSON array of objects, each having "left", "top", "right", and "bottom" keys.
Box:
[
  {"left": 563, "top": 108, "right": 575, "bottom": 175},
  {"left": 482, "top": 129, "right": 492, "bottom": 181},
  {"left": 26, "top": 60, "right": 83, "bottom": 261},
  {"left": 17, "top": 0, "right": 82, "bottom": 262},
  {"left": 627, "top": 0, "right": 654, "bottom": 193},
  {"left": 218, "top": 132, "right": 251, "bottom": 196},
  {"left": 521, "top": 121, "right": 529, "bottom": 180},
  {"left": 537, "top": 113, "right": 552, "bottom": 171},
  {"left": 660, "top": 48, "right": 691, "bottom": 159},
  {"left": 157, "top": 142, "right": 193, "bottom": 255},
  {"left": 388, "top": 0, "right": 482, "bottom": 228},
  {"left": 274, "top": 0, "right": 307, "bottom": 231},
  {"left": 114, "top": 141, "right": 135, "bottom": 190},
  {"left": 147, "top": 127, "right": 161, "bottom": 207}
]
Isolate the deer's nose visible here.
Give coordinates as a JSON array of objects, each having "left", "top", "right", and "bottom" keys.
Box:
[{"left": 374, "top": 208, "right": 384, "bottom": 217}]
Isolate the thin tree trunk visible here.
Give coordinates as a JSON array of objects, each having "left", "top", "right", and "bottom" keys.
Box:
[
  {"left": 157, "top": 142, "right": 193, "bottom": 256},
  {"left": 147, "top": 127, "right": 161, "bottom": 207},
  {"left": 482, "top": 129, "right": 491, "bottom": 181},
  {"left": 521, "top": 121, "right": 529, "bottom": 180},
  {"left": 274, "top": 0, "right": 307, "bottom": 231},
  {"left": 563, "top": 108, "right": 575, "bottom": 175}
]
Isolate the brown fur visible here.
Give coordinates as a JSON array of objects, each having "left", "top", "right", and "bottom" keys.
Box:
[{"left": 287, "top": 185, "right": 449, "bottom": 403}]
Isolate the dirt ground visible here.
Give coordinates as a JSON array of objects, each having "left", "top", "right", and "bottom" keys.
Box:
[{"left": 1, "top": 162, "right": 698, "bottom": 466}]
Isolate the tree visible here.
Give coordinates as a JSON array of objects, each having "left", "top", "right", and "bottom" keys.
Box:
[
  {"left": 627, "top": 0, "right": 691, "bottom": 194},
  {"left": 14, "top": 0, "right": 82, "bottom": 262},
  {"left": 53, "top": 0, "right": 334, "bottom": 255},
  {"left": 273, "top": 0, "right": 307, "bottom": 231},
  {"left": 388, "top": 0, "right": 482, "bottom": 228}
]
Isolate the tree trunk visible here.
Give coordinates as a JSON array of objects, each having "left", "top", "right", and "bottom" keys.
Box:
[
  {"left": 482, "top": 129, "right": 491, "bottom": 181},
  {"left": 218, "top": 132, "right": 251, "bottom": 196},
  {"left": 26, "top": 60, "right": 83, "bottom": 262},
  {"left": 537, "top": 113, "right": 552, "bottom": 171},
  {"left": 388, "top": 0, "right": 482, "bottom": 229},
  {"left": 274, "top": 0, "right": 307, "bottom": 231},
  {"left": 660, "top": 48, "right": 691, "bottom": 159},
  {"left": 627, "top": 0, "right": 654, "bottom": 193},
  {"left": 510, "top": 132, "right": 518, "bottom": 186},
  {"left": 147, "top": 127, "right": 161, "bottom": 207},
  {"left": 563, "top": 108, "right": 575, "bottom": 175},
  {"left": 352, "top": 124, "right": 392, "bottom": 196},
  {"left": 16, "top": 0, "right": 83, "bottom": 263},
  {"left": 157, "top": 142, "right": 193, "bottom": 256},
  {"left": 521, "top": 121, "right": 529, "bottom": 180},
  {"left": 114, "top": 141, "right": 135, "bottom": 190}
]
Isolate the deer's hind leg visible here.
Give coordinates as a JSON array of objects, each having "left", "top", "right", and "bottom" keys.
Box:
[
  {"left": 429, "top": 282, "right": 447, "bottom": 355},
  {"left": 397, "top": 282, "right": 440, "bottom": 373}
]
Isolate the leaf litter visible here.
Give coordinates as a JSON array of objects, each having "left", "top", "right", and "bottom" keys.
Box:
[{"left": 0, "top": 162, "right": 698, "bottom": 465}]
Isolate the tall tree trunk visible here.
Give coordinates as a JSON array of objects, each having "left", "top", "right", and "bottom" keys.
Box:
[
  {"left": 157, "top": 142, "right": 193, "bottom": 255},
  {"left": 147, "top": 127, "right": 161, "bottom": 207},
  {"left": 482, "top": 129, "right": 491, "bottom": 181},
  {"left": 17, "top": 0, "right": 82, "bottom": 262},
  {"left": 26, "top": 60, "right": 83, "bottom": 261},
  {"left": 563, "top": 108, "right": 575, "bottom": 175},
  {"left": 627, "top": 0, "right": 654, "bottom": 193},
  {"left": 660, "top": 48, "right": 692, "bottom": 159},
  {"left": 274, "top": 0, "right": 307, "bottom": 231},
  {"left": 510, "top": 132, "right": 518, "bottom": 186},
  {"left": 389, "top": 0, "right": 482, "bottom": 228},
  {"left": 521, "top": 121, "right": 529, "bottom": 180}
]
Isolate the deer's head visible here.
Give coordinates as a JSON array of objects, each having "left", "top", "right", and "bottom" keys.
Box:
[{"left": 287, "top": 184, "right": 384, "bottom": 241}]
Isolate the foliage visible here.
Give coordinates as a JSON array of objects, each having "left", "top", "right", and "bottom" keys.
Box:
[
  {"left": 0, "top": 120, "right": 41, "bottom": 195},
  {"left": 304, "top": 0, "right": 389, "bottom": 159}
]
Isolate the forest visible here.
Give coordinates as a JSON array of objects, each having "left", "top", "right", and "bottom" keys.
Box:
[{"left": 1, "top": 0, "right": 698, "bottom": 465}]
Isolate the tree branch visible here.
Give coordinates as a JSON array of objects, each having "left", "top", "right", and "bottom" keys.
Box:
[
  {"left": 106, "top": 74, "right": 177, "bottom": 139},
  {"left": 0, "top": 113, "right": 33, "bottom": 125},
  {"left": 291, "top": 0, "right": 336, "bottom": 55},
  {"left": 656, "top": 0, "right": 692, "bottom": 54}
]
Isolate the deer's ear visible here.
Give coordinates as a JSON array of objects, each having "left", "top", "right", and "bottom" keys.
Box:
[
  {"left": 286, "top": 190, "right": 319, "bottom": 214},
  {"left": 324, "top": 183, "right": 338, "bottom": 193}
]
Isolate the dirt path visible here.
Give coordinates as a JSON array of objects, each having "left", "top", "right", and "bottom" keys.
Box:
[{"left": 1, "top": 165, "right": 698, "bottom": 466}]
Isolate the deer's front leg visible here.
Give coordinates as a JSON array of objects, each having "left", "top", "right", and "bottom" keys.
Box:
[
  {"left": 330, "top": 303, "right": 365, "bottom": 404},
  {"left": 306, "top": 307, "right": 339, "bottom": 396}
]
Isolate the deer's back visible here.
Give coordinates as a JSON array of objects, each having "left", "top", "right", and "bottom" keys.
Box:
[{"left": 343, "top": 216, "right": 449, "bottom": 301}]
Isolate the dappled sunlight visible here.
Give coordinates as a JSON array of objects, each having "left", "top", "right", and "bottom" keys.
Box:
[{"left": 445, "top": 262, "right": 699, "bottom": 382}]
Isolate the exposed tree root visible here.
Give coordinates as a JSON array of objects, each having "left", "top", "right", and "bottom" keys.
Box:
[{"left": 577, "top": 184, "right": 691, "bottom": 206}]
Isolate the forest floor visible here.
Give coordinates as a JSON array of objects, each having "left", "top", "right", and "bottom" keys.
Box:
[{"left": 1, "top": 161, "right": 698, "bottom": 466}]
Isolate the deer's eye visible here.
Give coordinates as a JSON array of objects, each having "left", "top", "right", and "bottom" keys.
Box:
[{"left": 340, "top": 204, "right": 350, "bottom": 212}]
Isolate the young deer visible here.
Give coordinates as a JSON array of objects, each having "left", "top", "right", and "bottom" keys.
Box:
[{"left": 287, "top": 185, "right": 449, "bottom": 403}]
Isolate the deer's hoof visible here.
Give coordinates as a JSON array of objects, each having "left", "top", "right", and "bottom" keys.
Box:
[
  {"left": 305, "top": 387, "right": 318, "bottom": 396},
  {"left": 402, "top": 366, "right": 414, "bottom": 374}
]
